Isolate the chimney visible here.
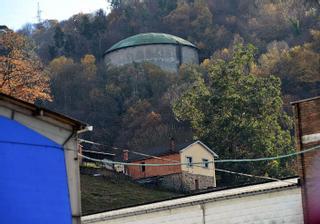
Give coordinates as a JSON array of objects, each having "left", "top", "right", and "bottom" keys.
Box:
[
  {"left": 122, "top": 149, "right": 129, "bottom": 175},
  {"left": 292, "top": 96, "right": 320, "bottom": 224},
  {"left": 170, "top": 137, "right": 175, "bottom": 151}
]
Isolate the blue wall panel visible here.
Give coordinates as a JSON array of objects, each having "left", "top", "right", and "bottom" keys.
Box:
[{"left": 0, "top": 116, "right": 72, "bottom": 224}]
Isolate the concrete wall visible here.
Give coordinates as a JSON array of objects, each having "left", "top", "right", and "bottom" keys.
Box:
[
  {"left": 82, "top": 179, "right": 303, "bottom": 224},
  {"left": 104, "top": 44, "right": 198, "bottom": 73},
  {"left": 181, "top": 46, "right": 199, "bottom": 65}
]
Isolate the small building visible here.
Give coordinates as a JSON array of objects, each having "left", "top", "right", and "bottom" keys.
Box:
[
  {"left": 124, "top": 140, "right": 218, "bottom": 192},
  {"left": 82, "top": 177, "right": 303, "bottom": 224},
  {"left": 0, "top": 93, "right": 91, "bottom": 224},
  {"left": 103, "top": 33, "right": 199, "bottom": 73}
]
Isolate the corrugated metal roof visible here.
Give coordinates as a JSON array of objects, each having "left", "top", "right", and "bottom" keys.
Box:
[
  {"left": 104, "top": 33, "right": 197, "bottom": 54},
  {"left": 0, "top": 93, "right": 89, "bottom": 129}
]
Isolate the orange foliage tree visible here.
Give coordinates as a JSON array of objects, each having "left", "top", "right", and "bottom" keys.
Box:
[{"left": 0, "top": 31, "right": 51, "bottom": 103}]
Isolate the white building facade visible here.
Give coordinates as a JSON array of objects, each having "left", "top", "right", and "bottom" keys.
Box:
[{"left": 82, "top": 178, "right": 303, "bottom": 224}]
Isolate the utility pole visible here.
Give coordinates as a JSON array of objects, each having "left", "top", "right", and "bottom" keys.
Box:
[{"left": 36, "top": 2, "right": 42, "bottom": 24}]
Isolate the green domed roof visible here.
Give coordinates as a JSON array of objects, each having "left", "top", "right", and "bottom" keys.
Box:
[{"left": 105, "top": 33, "right": 196, "bottom": 54}]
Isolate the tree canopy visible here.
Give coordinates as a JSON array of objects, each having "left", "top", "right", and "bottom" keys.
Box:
[
  {"left": 173, "top": 45, "right": 294, "bottom": 184},
  {"left": 0, "top": 31, "right": 51, "bottom": 103}
]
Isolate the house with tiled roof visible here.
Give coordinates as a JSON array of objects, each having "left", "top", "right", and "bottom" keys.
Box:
[{"left": 123, "top": 140, "right": 218, "bottom": 192}]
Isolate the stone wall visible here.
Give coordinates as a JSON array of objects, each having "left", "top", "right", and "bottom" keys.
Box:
[
  {"left": 156, "top": 172, "right": 215, "bottom": 192},
  {"left": 181, "top": 172, "right": 215, "bottom": 192}
]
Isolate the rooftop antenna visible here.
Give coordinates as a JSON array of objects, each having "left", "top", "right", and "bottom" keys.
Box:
[{"left": 36, "top": 2, "right": 42, "bottom": 23}]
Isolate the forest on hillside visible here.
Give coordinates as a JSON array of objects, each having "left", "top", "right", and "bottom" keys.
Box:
[{"left": 1, "top": 0, "right": 319, "bottom": 184}]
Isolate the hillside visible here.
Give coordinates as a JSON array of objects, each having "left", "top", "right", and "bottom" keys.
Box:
[
  {"left": 1, "top": 0, "right": 319, "bottom": 186},
  {"left": 81, "top": 174, "right": 182, "bottom": 215},
  {"left": 21, "top": 0, "right": 319, "bottom": 150}
]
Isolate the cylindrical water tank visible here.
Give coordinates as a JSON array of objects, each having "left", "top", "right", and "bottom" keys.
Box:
[{"left": 103, "top": 33, "right": 199, "bottom": 73}]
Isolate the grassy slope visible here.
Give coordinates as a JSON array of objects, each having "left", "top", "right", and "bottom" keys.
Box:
[{"left": 81, "top": 174, "right": 182, "bottom": 215}]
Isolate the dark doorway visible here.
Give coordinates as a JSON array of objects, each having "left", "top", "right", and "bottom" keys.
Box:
[{"left": 195, "top": 179, "right": 199, "bottom": 190}]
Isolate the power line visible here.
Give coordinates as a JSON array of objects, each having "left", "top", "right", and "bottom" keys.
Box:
[
  {"left": 215, "top": 168, "right": 295, "bottom": 184},
  {"left": 79, "top": 138, "right": 180, "bottom": 162},
  {"left": 78, "top": 153, "right": 295, "bottom": 184},
  {"left": 2, "top": 139, "right": 319, "bottom": 165},
  {"left": 78, "top": 144, "right": 320, "bottom": 166},
  {"left": 184, "top": 162, "right": 291, "bottom": 184},
  {"left": 0, "top": 139, "right": 295, "bottom": 188},
  {"left": 79, "top": 138, "right": 320, "bottom": 164},
  {"left": 0, "top": 139, "right": 299, "bottom": 184},
  {"left": 81, "top": 148, "right": 116, "bottom": 156},
  {"left": 214, "top": 145, "right": 319, "bottom": 163},
  {"left": 3, "top": 138, "right": 297, "bottom": 184},
  {"left": 79, "top": 139, "right": 123, "bottom": 150},
  {"left": 78, "top": 143, "right": 320, "bottom": 166}
]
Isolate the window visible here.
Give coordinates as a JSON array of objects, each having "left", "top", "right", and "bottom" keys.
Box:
[
  {"left": 202, "top": 159, "right": 209, "bottom": 168},
  {"left": 140, "top": 162, "right": 145, "bottom": 172},
  {"left": 186, "top": 156, "right": 193, "bottom": 167}
]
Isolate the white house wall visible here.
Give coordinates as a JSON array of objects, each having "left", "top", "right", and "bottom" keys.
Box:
[
  {"left": 82, "top": 179, "right": 303, "bottom": 224},
  {"left": 180, "top": 143, "right": 216, "bottom": 177}
]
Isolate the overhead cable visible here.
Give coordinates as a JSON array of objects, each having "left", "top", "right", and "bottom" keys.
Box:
[
  {"left": 215, "top": 168, "right": 295, "bottom": 184},
  {"left": 2, "top": 139, "right": 319, "bottom": 164},
  {"left": 214, "top": 145, "right": 320, "bottom": 163},
  {"left": 81, "top": 149, "right": 116, "bottom": 156},
  {"left": 80, "top": 138, "right": 179, "bottom": 162},
  {"left": 79, "top": 154, "right": 295, "bottom": 184},
  {"left": 79, "top": 144, "right": 320, "bottom": 166},
  {"left": 79, "top": 138, "right": 320, "bottom": 163}
]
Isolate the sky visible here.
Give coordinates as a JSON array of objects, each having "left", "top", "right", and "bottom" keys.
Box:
[{"left": 0, "top": 0, "right": 110, "bottom": 30}]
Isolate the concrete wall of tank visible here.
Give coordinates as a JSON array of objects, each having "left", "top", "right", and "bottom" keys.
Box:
[{"left": 104, "top": 44, "right": 199, "bottom": 73}]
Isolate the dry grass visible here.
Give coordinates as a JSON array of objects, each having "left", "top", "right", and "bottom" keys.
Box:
[{"left": 81, "top": 174, "right": 182, "bottom": 215}]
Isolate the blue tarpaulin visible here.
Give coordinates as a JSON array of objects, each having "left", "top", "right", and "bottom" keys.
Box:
[{"left": 0, "top": 115, "right": 72, "bottom": 224}]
